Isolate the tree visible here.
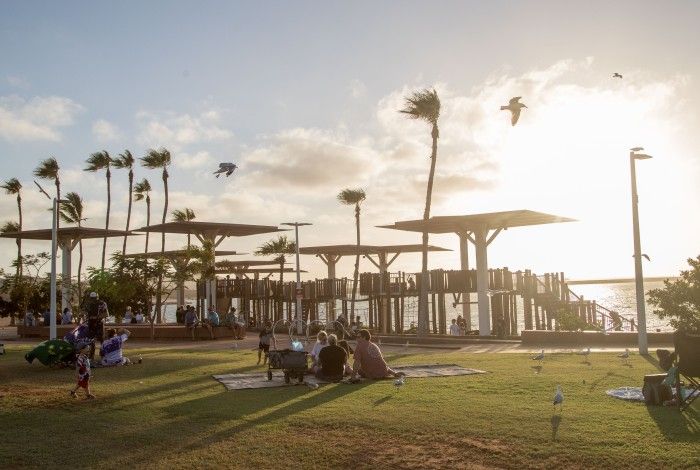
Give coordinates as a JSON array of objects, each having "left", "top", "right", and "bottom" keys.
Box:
[
  {"left": 59, "top": 192, "right": 86, "bottom": 304},
  {"left": 134, "top": 179, "right": 152, "bottom": 253},
  {"left": 33, "top": 157, "right": 61, "bottom": 229},
  {"left": 648, "top": 255, "right": 700, "bottom": 334},
  {"left": 0, "top": 252, "right": 52, "bottom": 319},
  {"left": 0, "top": 221, "right": 21, "bottom": 323},
  {"left": 400, "top": 88, "right": 441, "bottom": 337},
  {"left": 255, "top": 235, "right": 296, "bottom": 321},
  {"left": 337, "top": 188, "right": 366, "bottom": 320},
  {"left": 84, "top": 150, "right": 113, "bottom": 269},
  {"left": 113, "top": 150, "right": 135, "bottom": 255},
  {"left": 140, "top": 148, "right": 172, "bottom": 323},
  {"left": 1, "top": 178, "right": 23, "bottom": 281},
  {"left": 171, "top": 208, "right": 196, "bottom": 248}
]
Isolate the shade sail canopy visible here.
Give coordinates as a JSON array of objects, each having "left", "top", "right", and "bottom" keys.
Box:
[
  {"left": 378, "top": 210, "right": 576, "bottom": 234},
  {"left": 132, "top": 221, "right": 285, "bottom": 237},
  {"left": 216, "top": 260, "right": 282, "bottom": 268},
  {"left": 0, "top": 226, "right": 137, "bottom": 240},
  {"left": 123, "top": 250, "right": 243, "bottom": 260},
  {"left": 299, "top": 244, "right": 451, "bottom": 256},
  {"left": 215, "top": 267, "right": 305, "bottom": 275}
]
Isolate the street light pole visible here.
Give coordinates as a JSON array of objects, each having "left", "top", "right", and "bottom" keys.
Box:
[
  {"left": 630, "top": 147, "right": 652, "bottom": 355},
  {"left": 282, "top": 222, "right": 312, "bottom": 333}
]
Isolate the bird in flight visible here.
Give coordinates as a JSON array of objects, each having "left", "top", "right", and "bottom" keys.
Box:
[
  {"left": 613, "top": 73, "right": 623, "bottom": 79},
  {"left": 500, "top": 96, "right": 527, "bottom": 126},
  {"left": 214, "top": 162, "right": 238, "bottom": 178},
  {"left": 632, "top": 253, "right": 651, "bottom": 261}
]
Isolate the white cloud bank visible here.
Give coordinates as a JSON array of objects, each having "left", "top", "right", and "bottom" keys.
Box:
[{"left": 0, "top": 95, "right": 83, "bottom": 142}]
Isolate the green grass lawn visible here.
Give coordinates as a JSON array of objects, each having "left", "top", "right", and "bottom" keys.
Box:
[{"left": 0, "top": 345, "right": 697, "bottom": 469}]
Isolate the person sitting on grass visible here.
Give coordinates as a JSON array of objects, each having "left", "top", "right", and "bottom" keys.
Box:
[
  {"left": 310, "top": 330, "right": 328, "bottom": 372},
  {"left": 316, "top": 334, "right": 347, "bottom": 382},
  {"left": 257, "top": 321, "right": 274, "bottom": 365},
  {"left": 185, "top": 306, "right": 199, "bottom": 340},
  {"left": 337, "top": 339, "right": 355, "bottom": 376},
  {"left": 99, "top": 328, "right": 131, "bottom": 366},
  {"left": 61, "top": 307, "right": 73, "bottom": 325},
  {"left": 70, "top": 344, "right": 95, "bottom": 400},
  {"left": 352, "top": 329, "right": 402, "bottom": 379}
]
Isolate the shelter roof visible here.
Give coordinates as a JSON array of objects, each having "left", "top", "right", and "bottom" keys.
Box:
[
  {"left": 132, "top": 221, "right": 285, "bottom": 237},
  {"left": 0, "top": 226, "right": 136, "bottom": 241},
  {"left": 123, "top": 250, "right": 242, "bottom": 260},
  {"left": 216, "top": 260, "right": 281, "bottom": 268},
  {"left": 378, "top": 210, "right": 576, "bottom": 234},
  {"left": 299, "top": 244, "right": 450, "bottom": 256},
  {"left": 214, "top": 267, "right": 304, "bottom": 275}
]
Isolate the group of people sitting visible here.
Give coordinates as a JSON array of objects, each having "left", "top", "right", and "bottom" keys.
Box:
[
  {"left": 183, "top": 305, "right": 246, "bottom": 340},
  {"left": 309, "top": 329, "right": 402, "bottom": 382}
]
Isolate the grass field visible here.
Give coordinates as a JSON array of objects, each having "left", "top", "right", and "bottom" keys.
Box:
[{"left": 0, "top": 344, "right": 697, "bottom": 469}]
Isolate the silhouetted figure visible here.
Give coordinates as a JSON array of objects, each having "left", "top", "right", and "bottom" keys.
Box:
[{"left": 500, "top": 96, "right": 527, "bottom": 126}]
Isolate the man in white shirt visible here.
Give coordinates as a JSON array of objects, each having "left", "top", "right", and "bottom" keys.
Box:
[
  {"left": 449, "top": 319, "right": 461, "bottom": 336},
  {"left": 100, "top": 328, "right": 131, "bottom": 366}
]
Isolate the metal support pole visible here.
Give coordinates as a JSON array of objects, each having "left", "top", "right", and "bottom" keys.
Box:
[
  {"left": 630, "top": 149, "right": 651, "bottom": 354},
  {"left": 50, "top": 198, "right": 58, "bottom": 340},
  {"left": 475, "top": 227, "right": 491, "bottom": 336}
]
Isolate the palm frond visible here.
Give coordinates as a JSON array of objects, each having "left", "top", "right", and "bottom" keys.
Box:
[
  {"left": 133, "top": 179, "right": 152, "bottom": 201},
  {"left": 140, "top": 148, "right": 172, "bottom": 169},
  {"left": 1, "top": 178, "right": 22, "bottom": 194},
  {"left": 84, "top": 150, "right": 112, "bottom": 172},
  {"left": 113, "top": 150, "right": 135, "bottom": 169},
  {"left": 0, "top": 221, "right": 20, "bottom": 234},
  {"left": 59, "top": 192, "right": 85, "bottom": 225},
  {"left": 33, "top": 157, "right": 60, "bottom": 180},
  {"left": 255, "top": 235, "right": 296, "bottom": 257},
  {"left": 399, "top": 88, "right": 441, "bottom": 125},
  {"left": 171, "top": 208, "right": 196, "bottom": 222},
  {"left": 337, "top": 188, "right": 366, "bottom": 205}
]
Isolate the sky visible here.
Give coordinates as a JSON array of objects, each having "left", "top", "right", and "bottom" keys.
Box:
[{"left": 1, "top": 0, "right": 699, "bottom": 282}]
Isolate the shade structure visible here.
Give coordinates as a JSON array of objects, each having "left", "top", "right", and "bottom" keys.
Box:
[
  {"left": 216, "top": 259, "right": 281, "bottom": 269},
  {"left": 123, "top": 250, "right": 242, "bottom": 259},
  {"left": 131, "top": 221, "right": 285, "bottom": 309},
  {"left": 214, "top": 267, "right": 305, "bottom": 277},
  {"left": 379, "top": 210, "right": 576, "bottom": 336},
  {"left": 299, "top": 243, "right": 451, "bottom": 331},
  {"left": 0, "top": 226, "right": 139, "bottom": 310}
]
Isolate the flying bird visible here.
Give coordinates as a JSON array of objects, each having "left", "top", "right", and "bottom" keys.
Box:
[
  {"left": 642, "top": 254, "right": 651, "bottom": 262},
  {"left": 214, "top": 162, "right": 238, "bottom": 178},
  {"left": 500, "top": 96, "right": 527, "bottom": 126},
  {"left": 553, "top": 385, "right": 564, "bottom": 412},
  {"left": 532, "top": 349, "right": 545, "bottom": 362},
  {"left": 613, "top": 73, "right": 623, "bottom": 79}
]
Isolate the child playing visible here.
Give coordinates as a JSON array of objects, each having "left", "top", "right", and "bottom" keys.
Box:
[
  {"left": 70, "top": 344, "right": 95, "bottom": 399},
  {"left": 257, "top": 321, "right": 274, "bottom": 365}
]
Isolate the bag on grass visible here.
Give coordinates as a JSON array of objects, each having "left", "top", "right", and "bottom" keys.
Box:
[{"left": 642, "top": 373, "right": 672, "bottom": 405}]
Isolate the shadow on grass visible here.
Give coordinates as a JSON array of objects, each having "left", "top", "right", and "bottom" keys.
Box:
[
  {"left": 550, "top": 414, "right": 562, "bottom": 441},
  {"left": 646, "top": 405, "right": 699, "bottom": 442},
  {"left": 587, "top": 371, "right": 630, "bottom": 392}
]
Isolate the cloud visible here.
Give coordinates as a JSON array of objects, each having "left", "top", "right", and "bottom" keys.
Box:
[
  {"left": 92, "top": 119, "right": 121, "bottom": 142},
  {"left": 175, "top": 151, "right": 214, "bottom": 169},
  {"left": 349, "top": 79, "right": 366, "bottom": 98},
  {"left": 0, "top": 95, "right": 84, "bottom": 142},
  {"left": 136, "top": 109, "right": 233, "bottom": 148}
]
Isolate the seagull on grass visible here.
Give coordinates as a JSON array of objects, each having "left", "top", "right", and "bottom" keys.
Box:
[
  {"left": 394, "top": 376, "right": 405, "bottom": 390},
  {"left": 553, "top": 385, "right": 564, "bottom": 412},
  {"left": 613, "top": 73, "right": 623, "bottom": 79},
  {"left": 618, "top": 348, "right": 630, "bottom": 365},
  {"left": 532, "top": 349, "right": 545, "bottom": 362},
  {"left": 213, "top": 162, "right": 238, "bottom": 178},
  {"left": 577, "top": 347, "right": 591, "bottom": 362},
  {"left": 500, "top": 96, "right": 527, "bottom": 126}
]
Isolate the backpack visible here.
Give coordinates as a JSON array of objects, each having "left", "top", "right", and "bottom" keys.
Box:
[{"left": 642, "top": 373, "right": 673, "bottom": 405}]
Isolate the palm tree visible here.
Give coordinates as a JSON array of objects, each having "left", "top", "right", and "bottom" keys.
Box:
[
  {"left": 33, "top": 157, "right": 61, "bottom": 228},
  {"left": 1, "top": 178, "right": 23, "bottom": 279},
  {"left": 400, "top": 88, "right": 441, "bottom": 337},
  {"left": 113, "top": 150, "right": 135, "bottom": 255},
  {"left": 255, "top": 235, "right": 296, "bottom": 321},
  {"left": 133, "top": 179, "right": 152, "bottom": 253},
  {"left": 337, "top": 188, "right": 366, "bottom": 320},
  {"left": 59, "top": 192, "right": 86, "bottom": 304},
  {"left": 140, "top": 148, "right": 172, "bottom": 323},
  {"left": 171, "top": 208, "right": 196, "bottom": 248},
  {"left": 84, "top": 150, "right": 113, "bottom": 269}
]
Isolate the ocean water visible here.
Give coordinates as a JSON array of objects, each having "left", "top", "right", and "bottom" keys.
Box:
[{"left": 155, "top": 280, "right": 671, "bottom": 332}]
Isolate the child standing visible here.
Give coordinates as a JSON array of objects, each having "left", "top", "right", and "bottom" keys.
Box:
[
  {"left": 70, "top": 345, "right": 95, "bottom": 399},
  {"left": 257, "top": 321, "right": 274, "bottom": 365}
]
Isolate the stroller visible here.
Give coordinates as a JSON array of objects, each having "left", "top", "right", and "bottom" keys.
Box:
[
  {"left": 25, "top": 324, "right": 95, "bottom": 367},
  {"left": 267, "top": 319, "right": 309, "bottom": 383}
]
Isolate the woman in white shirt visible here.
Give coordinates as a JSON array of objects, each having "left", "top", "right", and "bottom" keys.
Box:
[
  {"left": 123, "top": 306, "right": 133, "bottom": 325},
  {"left": 310, "top": 330, "right": 328, "bottom": 372}
]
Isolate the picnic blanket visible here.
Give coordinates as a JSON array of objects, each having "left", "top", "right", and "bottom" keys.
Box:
[
  {"left": 606, "top": 386, "right": 700, "bottom": 402},
  {"left": 213, "top": 363, "right": 486, "bottom": 391}
]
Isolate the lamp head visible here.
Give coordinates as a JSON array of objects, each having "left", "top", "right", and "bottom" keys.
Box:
[
  {"left": 633, "top": 153, "right": 653, "bottom": 160},
  {"left": 630, "top": 147, "right": 644, "bottom": 152}
]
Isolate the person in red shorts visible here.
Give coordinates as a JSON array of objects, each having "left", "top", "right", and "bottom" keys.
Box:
[{"left": 69, "top": 344, "right": 95, "bottom": 399}]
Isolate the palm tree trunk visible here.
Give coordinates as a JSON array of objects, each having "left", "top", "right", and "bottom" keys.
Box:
[
  {"left": 350, "top": 204, "right": 360, "bottom": 319},
  {"left": 102, "top": 169, "right": 111, "bottom": 269},
  {"left": 16, "top": 193, "right": 22, "bottom": 279},
  {"left": 78, "top": 225, "right": 83, "bottom": 306},
  {"left": 122, "top": 170, "right": 133, "bottom": 255},
  {"left": 418, "top": 123, "right": 439, "bottom": 337},
  {"left": 145, "top": 197, "right": 151, "bottom": 253},
  {"left": 156, "top": 169, "right": 168, "bottom": 323}
]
